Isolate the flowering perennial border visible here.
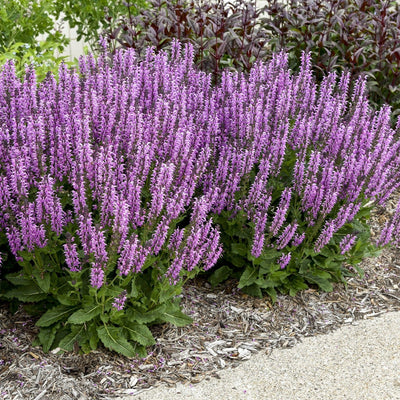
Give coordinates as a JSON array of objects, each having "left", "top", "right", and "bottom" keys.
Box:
[{"left": 0, "top": 41, "right": 399, "bottom": 356}]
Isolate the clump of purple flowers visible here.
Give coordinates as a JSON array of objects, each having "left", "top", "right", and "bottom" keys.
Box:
[
  {"left": 0, "top": 41, "right": 222, "bottom": 291},
  {"left": 203, "top": 51, "right": 400, "bottom": 271},
  {"left": 1, "top": 40, "right": 400, "bottom": 314}
]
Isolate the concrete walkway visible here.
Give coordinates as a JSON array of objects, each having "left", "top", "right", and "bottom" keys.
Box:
[{"left": 123, "top": 312, "right": 400, "bottom": 400}]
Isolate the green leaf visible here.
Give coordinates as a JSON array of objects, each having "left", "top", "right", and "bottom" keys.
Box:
[
  {"left": 265, "top": 287, "right": 277, "bottom": 303},
  {"left": 130, "top": 280, "right": 139, "bottom": 298},
  {"left": 129, "top": 305, "right": 166, "bottom": 324},
  {"left": 261, "top": 248, "right": 281, "bottom": 260},
  {"left": 5, "top": 272, "right": 31, "bottom": 286},
  {"left": 259, "top": 258, "right": 275, "bottom": 274},
  {"left": 227, "top": 254, "right": 246, "bottom": 268},
  {"left": 132, "top": 343, "right": 147, "bottom": 358},
  {"left": 58, "top": 325, "right": 84, "bottom": 352},
  {"left": 97, "top": 325, "right": 136, "bottom": 358},
  {"left": 124, "top": 322, "right": 156, "bottom": 347},
  {"left": 37, "top": 326, "right": 57, "bottom": 353},
  {"left": 238, "top": 265, "right": 258, "bottom": 288},
  {"left": 162, "top": 309, "right": 193, "bottom": 327},
  {"left": 298, "top": 258, "right": 311, "bottom": 274},
  {"left": 158, "top": 284, "right": 181, "bottom": 304},
  {"left": 104, "top": 286, "right": 124, "bottom": 298},
  {"left": 351, "top": 264, "right": 365, "bottom": 279},
  {"left": 68, "top": 304, "right": 102, "bottom": 324},
  {"left": 311, "top": 255, "right": 331, "bottom": 268},
  {"left": 288, "top": 276, "right": 308, "bottom": 297},
  {"left": 80, "top": 342, "right": 92, "bottom": 354},
  {"left": 36, "top": 305, "right": 76, "bottom": 327},
  {"left": 355, "top": 206, "right": 372, "bottom": 219},
  {"left": 241, "top": 283, "right": 262, "bottom": 298},
  {"left": 303, "top": 272, "right": 333, "bottom": 292},
  {"left": 32, "top": 269, "right": 51, "bottom": 293},
  {"left": 100, "top": 313, "right": 109, "bottom": 324},
  {"left": 5, "top": 283, "right": 47, "bottom": 302},
  {"left": 256, "top": 276, "right": 276, "bottom": 288},
  {"left": 56, "top": 293, "right": 79, "bottom": 306},
  {"left": 134, "top": 275, "right": 152, "bottom": 298},
  {"left": 209, "top": 265, "right": 233, "bottom": 286},
  {"left": 88, "top": 322, "right": 99, "bottom": 350},
  {"left": 231, "top": 243, "right": 247, "bottom": 257},
  {"left": 319, "top": 246, "right": 336, "bottom": 258}
]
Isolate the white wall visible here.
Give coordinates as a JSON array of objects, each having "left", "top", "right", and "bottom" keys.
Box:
[{"left": 59, "top": 22, "right": 86, "bottom": 61}]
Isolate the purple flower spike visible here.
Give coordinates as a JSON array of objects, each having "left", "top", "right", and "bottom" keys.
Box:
[
  {"left": 270, "top": 188, "right": 292, "bottom": 236},
  {"left": 278, "top": 253, "right": 291, "bottom": 269},
  {"left": 90, "top": 262, "right": 105, "bottom": 289},
  {"left": 112, "top": 291, "right": 127, "bottom": 311},
  {"left": 314, "top": 220, "right": 336, "bottom": 253},
  {"left": 63, "top": 238, "right": 81, "bottom": 272},
  {"left": 276, "top": 223, "right": 298, "bottom": 250},
  {"left": 339, "top": 234, "right": 357, "bottom": 255}
]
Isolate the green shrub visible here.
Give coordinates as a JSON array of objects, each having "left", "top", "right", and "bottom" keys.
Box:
[
  {"left": 0, "top": 41, "right": 70, "bottom": 81},
  {"left": 0, "top": 0, "right": 70, "bottom": 80}
]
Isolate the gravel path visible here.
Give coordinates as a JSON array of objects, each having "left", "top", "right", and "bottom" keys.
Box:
[{"left": 127, "top": 311, "right": 400, "bottom": 400}]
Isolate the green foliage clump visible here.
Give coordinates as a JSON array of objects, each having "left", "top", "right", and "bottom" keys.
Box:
[
  {"left": 0, "top": 42, "right": 70, "bottom": 81},
  {"left": 0, "top": 0, "right": 67, "bottom": 52},
  {"left": 0, "top": 0, "right": 70, "bottom": 80}
]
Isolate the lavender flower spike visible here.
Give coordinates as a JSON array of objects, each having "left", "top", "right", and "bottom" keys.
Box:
[
  {"left": 314, "top": 220, "right": 336, "bottom": 253},
  {"left": 278, "top": 253, "right": 291, "bottom": 269},
  {"left": 112, "top": 291, "right": 127, "bottom": 311},
  {"left": 339, "top": 234, "right": 357, "bottom": 255},
  {"left": 270, "top": 188, "right": 292, "bottom": 236}
]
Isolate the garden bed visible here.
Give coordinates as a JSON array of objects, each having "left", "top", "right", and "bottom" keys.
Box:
[{"left": 1, "top": 197, "right": 399, "bottom": 400}]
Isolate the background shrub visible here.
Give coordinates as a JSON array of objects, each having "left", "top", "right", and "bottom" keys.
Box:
[
  {"left": 0, "top": 41, "right": 69, "bottom": 82},
  {"left": 52, "top": 0, "right": 149, "bottom": 51},
  {"left": 0, "top": 0, "right": 69, "bottom": 79},
  {"left": 105, "top": 0, "right": 400, "bottom": 112},
  {"left": 0, "top": 0, "right": 68, "bottom": 53},
  {"left": 259, "top": 0, "right": 400, "bottom": 116},
  {"left": 104, "top": 0, "right": 268, "bottom": 83}
]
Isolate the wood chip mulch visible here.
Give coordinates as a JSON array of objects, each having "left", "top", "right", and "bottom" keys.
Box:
[{"left": 1, "top": 196, "right": 400, "bottom": 400}]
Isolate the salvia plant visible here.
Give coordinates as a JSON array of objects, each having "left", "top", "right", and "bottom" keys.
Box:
[
  {"left": 204, "top": 52, "right": 400, "bottom": 300},
  {"left": 0, "top": 42, "right": 222, "bottom": 357},
  {"left": 1, "top": 42, "right": 400, "bottom": 357}
]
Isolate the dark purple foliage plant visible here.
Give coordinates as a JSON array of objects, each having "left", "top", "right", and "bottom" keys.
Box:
[
  {"left": 104, "top": 0, "right": 268, "bottom": 84},
  {"left": 1, "top": 42, "right": 400, "bottom": 357},
  {"left": 259, "top": 0, "right": 400, "bottom": 116},
  {"left": 106, "top": 0, "right": 400, "bottom": 114}
]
